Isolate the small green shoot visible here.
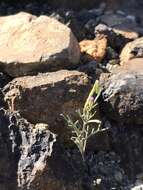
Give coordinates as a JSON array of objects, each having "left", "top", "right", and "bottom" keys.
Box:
[{"left": 62, "top": 80, "right": 106, "bottom": 162}]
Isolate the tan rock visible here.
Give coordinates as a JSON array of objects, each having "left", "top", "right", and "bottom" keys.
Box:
[
  {"left": 113, "top": 28, "right": 138, "bottom": 40},
  {"left": 0, "top": 12, "right": 80, "bottom": 77},
  {"left": 79, "top": 36, "right": 107, "bottom": 62},
  {"left": 4, "top": 70, "right": 91, "bottom": 135},
  {"left": 120, "top": 37, "right": 143, "bottom": 64}
]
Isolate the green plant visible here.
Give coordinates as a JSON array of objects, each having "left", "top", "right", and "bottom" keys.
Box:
[{"left": 62, "top": 80, "right": 106, "bottom": 162}]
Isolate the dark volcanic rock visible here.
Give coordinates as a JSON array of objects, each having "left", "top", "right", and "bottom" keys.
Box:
[
  {"left": 100, "top": 13, "right": 137, "bottom": 28},
  {"left": 110, "top": 122, "right": 143, "bottom": 181},
  {"left": 0, "top": 72, "right": 12, "bottom": 109},
  {"left": 4, "top": 70, "right": 91, "bottom": 136},
  {"left": 0, "top": 107, "right": 132, "bottom": 190},
  {"left": 87, "top": 151, "right": 130, "bottom": 189},
  {"left": 0, "top": 109, "right": 57, "bottom": 190},
  {"left": 100, "top": 58, "right": 143, "bottom": 124},
  {"left": 0, "top": 109, "right": 17, "bottom": 190},
  {"left": 17, "top": 122, "right": 57, "bottom": 189},
  {"left": 0, "top": 72, "right": 12, "bottom": 89},
  {"left": 0, "top": 109, "right": 84, "bottom": 190},
  {"left": 95, "top": 23, "right": 138, "bottom": 51},
  {"left": 29, "top": 144, "right": 83, "bottom": 190}
]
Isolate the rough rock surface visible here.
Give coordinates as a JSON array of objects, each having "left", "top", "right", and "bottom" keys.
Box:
[
  {"left": 0, "top": 77, "right": 132, "bottom": 190},
  {"left": 0, "top": 73, "right": 84, "bottom": 190},
  {"left": 87, "top": 151, "right": 130, "bottom": 190},
  {"left": 79, "top": 36, "right": 107, "bottom": 62},
  {"left": 110, "top": 122, "right": 143, "bottom": 181},
  {"left": 0, "top": 12, "right": 80, "bottom": 77},
  {"left": 120, "top": 37, "right": 143, "bottom": 64},
  {"left": 95, "top": 24, "right": 138, "bottom": 50},
  {"left": 0, "top": 109, "right": 84, "bottom": 190},
  {"left": 4, "top": 70, "right": 91, "bottom": 134},
  {"left": 0, "top": 108, "right": 56, "bottom": 190},
  {"left": 30, "top": 144, "right": 83, "bottom": 190},
  {"left": 0, "top": 109, "right": 18, "bottom": 190},
  {"left": 100, "top": 13, "right": 137, "bottom": 29},
  {"left": 99, "top": 58, "right": 143, "bottom": 124},
  {"left": 17, "top": 122, "right": 57, "bottom": 189}
]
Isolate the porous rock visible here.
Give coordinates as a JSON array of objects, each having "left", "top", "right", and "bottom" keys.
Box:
[
  {"left": 0, "top": 109, "right": 83, "bottom": 190},
  {"left": 100, "top": 58, "right": 143, "bottom": 124},
  {"left": 0, "top": 109, "right": 56, "bottom": 190},
  {"left": 4, "top": 70, "right": 91, "bottom": 134},
  {"left": 0, "top": 12, "right": 80, "bottom": 77},
  {"left": 79, "top": 36, "right": 107, "bottom": 62}
]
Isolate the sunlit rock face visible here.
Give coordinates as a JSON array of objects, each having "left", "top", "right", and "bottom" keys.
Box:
[
  {"left": 0, "top": 12, "right": 80, "bottom": 77},
  {"left": 100, "top": 58, "right": 143, "bottom": 124}
]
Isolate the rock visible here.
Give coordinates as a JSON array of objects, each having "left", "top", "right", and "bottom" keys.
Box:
[
  {"left": 84, "top": 19, "right": 99, "bottom": 39},
  {"left": 66, "top": 13, "right": 84, "bottom": 41},
  {"left": 106, "top": 0, "right": 143, "bottom": 16},
  {"left": 0, "top": 12, "right": 80, "bottom": 77},
  {"left": 120, "top": 37, "right": 143, "bottom": 64},
  {"left": 105, "top": 47, "right": 119, "bottom": 62},
  {"left": 100, "top": 58, "right": 143, "bottom": 124},
  {"left": 100, "top": 13, "right": 137, "bottom": 28},
  {"left": 114, "top": 171, "right": 123, "bottom": 183},
  {"left": 17, "top": 121, "right": 57, "bottom": 189},
  {"left": 132, "top": 185, "right": 143, "bottom": 190},
  {"left": 113, "top": 28, "right": 138, "bottom": 41},
  {"left": 77, "top": 9, "right": 98, "bottom": 24},
  {"left": 49, "top": 10, "right": 84, "bottom": 41},
  {"left": 30, "top": 144, "right": 83, "bottom": 190},
  {"left": 110, "top": 122, "right": 143, "bottom": 181},
  {"left": 37, "top": 0, "right": 103, "bottom": 10},
  {"left": 77, "top": 60, "right": 97, "bottom": 82},
  {"left": 88, "top": 151, "right": 130, "bottom": 189},
  {"left": 0, "top": 72, "right": 12, "bottom": 110},
  {"left": 4, "top": 70, "right": 91, "bottom": 135},
  {"left": 3, "top": 0, "right": 143, "bottom": 12},
  {"left": 79, "top": 36, "right": 107, "bottom": 63},
  {"left": 0, "top": 109, "right": 83, "bottom": 190},
  {"left": 0, "top": 73, "right": 12, "bottom": 89},
  {"left": 0, "top": 110, "right": 17, "bottom": 190},
  {"left": 87, "top": 129, "right": 110, "bottom": 152},
  {"left": 106, "top": 60, "right": 120, "bottom": 73},
  {"left": 95, "top": 24, "right": 138, "bottom": 51}
]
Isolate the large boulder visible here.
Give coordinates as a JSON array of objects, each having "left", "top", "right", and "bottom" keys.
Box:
[
  {"left": 0, "top": 12, "right": 80, "bottom": 77},
  {"left": 4, "top": 70, "right": 91, "bottom": 134},
  {"left": 0, "top": 109, "right": 83, "bottom": 190},
  {"left": 100, "top": 58, "right": 143, "bottom": 124},
  {"left": 120, "top": 37, "right": 143, "bottom": 64}
]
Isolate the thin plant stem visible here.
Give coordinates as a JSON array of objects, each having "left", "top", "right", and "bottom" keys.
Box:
[{"left": 61, "top": 80, "right": 107, "bottom": 163}]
